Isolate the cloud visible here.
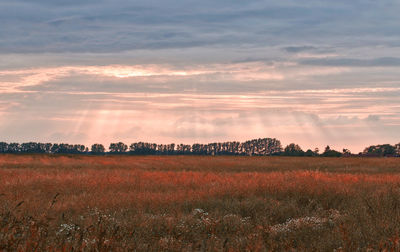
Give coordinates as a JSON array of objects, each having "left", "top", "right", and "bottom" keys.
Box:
[
  {"left": 1, "top": 1, "right": 400, "bottom": 53},
  {"left": 301, "top": 57, "right": 400, "bottom": 67},
  {"left": 283, "top": 46, "right": 317, "bottom": 53},
  {"left": 365, "top": 115, "right": 380, "bottom": 122},
  {"left": 0, "top": 63, "right": 285, "bottom": 94}
]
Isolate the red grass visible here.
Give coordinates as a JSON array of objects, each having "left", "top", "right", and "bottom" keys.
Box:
[{"left": 1, "top": 155, "right": 400, "bottom": 250}]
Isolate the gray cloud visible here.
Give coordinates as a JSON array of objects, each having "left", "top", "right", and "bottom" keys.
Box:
[
  {"left": 301, "top": 57, "right": 400, "bottom": 67},
  {"left": 283, "top": 46, "right": 317, "bottom": 53},
  {"left": 1, "top": 1, "right": 400, "bottom": 53},
  {"left": 365, "top": 115, "right": 380, "bottom": 122}
]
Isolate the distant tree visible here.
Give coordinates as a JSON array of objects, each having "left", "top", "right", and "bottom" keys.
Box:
[
  {"left": 322, "top": 145, "right": 342, "bottom": 157},
  {"left": 21, "top": 142, "right": 39, "bottom": 153},
  {"left": 363, "top": 144, "right": 396, "bottom": 157},
  {"left": 324, "top": 145, "right": 331, "bottom": 153},
  {"left": 109, "top": 142, "right": 128, "bottom": 153},
  {"left": 304, "top": 149, "right": 315, "bottom": 157},
  {"left": 51, "top": 144, "right": 59, "bottom": 153},
  {"left": 168, "top": 143, "right": 175, "bottom": 154},
  {"left": 395, "top": 143, "right": 400, "bottom": 157},
  {"left": 284, "top": 143, "right": 304, "bottom": 156},
  {"left": 190, "top": 138, "right": 281, "bottom": 156},
  {"left": 176, "top": 144, "right": 191, "bottom": 155},
  {"left": 44, "top": 143, "right": 53, "bottom": 153},
  {"left": 57, "top": 144, "right": 69, "bottom": 153},
  {"left": 58, "top": 143, "right": 72, "bottom": 153},
  {"left": 192, "top": 143, "right": 206, "bottom": 155},
  {"left": 20, "top": 142, "right": 52, "bottom": 153},
  {"left": 7, "top": 143, "right": 20, "bottom": 153},
  {"left": 91, "top": 144, "right": 105, "bottom": 154},
  {"left": 0, "top": 142, "right": 8, "bottom": 153},
  {"left": 33, "top": 143, "right": 52, "bottom": 153},
  {"left": 50, "top": 143, "right": 86, "bottom": 154},
  {"left": 241, "top": 138, "right": 282, "bottom": 156},
  {"left": 379, "top": 144, "right": 395, "bottom": 156},
  {"left": 72, "top": 145, "right": 87, "bottom": 154},
  {"left": 342, "top": 148, "right": 352, "bottom": 157},
  {"left": 4, "top": 138, "right": 398, "bottom": 158},
  {"left": 129, "top": 142, "right": 157, "bottom": 154}
]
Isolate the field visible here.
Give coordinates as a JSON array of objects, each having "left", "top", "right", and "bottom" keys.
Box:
[{"left": 1, "top": 155, "right": 400, "bottom": 251}]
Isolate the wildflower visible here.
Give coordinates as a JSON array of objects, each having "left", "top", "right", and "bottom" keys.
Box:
[
  {"left": 270, "top": 216, "right": 327, "bottom": 234},
  {"left": 192, "top": 208, "right": 207, "bottom": 216}
]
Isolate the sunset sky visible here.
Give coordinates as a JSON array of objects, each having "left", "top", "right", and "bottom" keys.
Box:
[{"left": 1, "top": 1, "right": 399, "bottom": 152}]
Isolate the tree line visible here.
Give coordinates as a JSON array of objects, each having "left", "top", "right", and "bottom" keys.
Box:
[{"left": 0, "top": 139, "right": 399, "bottom": 157}]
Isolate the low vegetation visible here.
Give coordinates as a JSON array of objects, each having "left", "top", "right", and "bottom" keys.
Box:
[{"left": 1, "top": 155, "right": 400, "bottom": 251}]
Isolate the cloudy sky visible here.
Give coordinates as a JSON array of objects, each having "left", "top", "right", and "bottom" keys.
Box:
[{"left": 1, "top": 0, "right": 399, "bottom": 152}]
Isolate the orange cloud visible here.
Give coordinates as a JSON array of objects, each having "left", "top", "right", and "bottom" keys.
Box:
[{"left": 0, "top": 63, "right": 285, "bottom": 92}]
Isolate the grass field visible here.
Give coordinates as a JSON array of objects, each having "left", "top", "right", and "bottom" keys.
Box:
[{"left": 1, "top": 154, "right": 400, "bottom": 251}]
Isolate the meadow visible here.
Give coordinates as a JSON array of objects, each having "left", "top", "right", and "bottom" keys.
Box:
[{"left": 1, "top": 154, "right": 400, "bottom": 251}]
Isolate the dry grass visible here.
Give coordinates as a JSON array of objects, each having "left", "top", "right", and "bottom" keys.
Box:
[{"left": 1, "top": 154, "right": 400, "bottom": 251}]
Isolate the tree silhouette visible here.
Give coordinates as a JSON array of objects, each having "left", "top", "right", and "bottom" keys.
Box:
[
  {"left": 176, "top": 144, "right": 191, "bottom": 155},
  {"left": 7, "top": 143, "right": 20, "bottom": 153},
  {"left": 91, "top": 144, "right": 105, "bottom": 154},
  {"left": 395, "top": 143, "right": 400, "bottom": 157},
  {"left": 0, "top": 142, "right": 8, "bottom": 153},
  {"left": 284, "top": 143, "right": 304, "bottom": 156},
  {"left": 129, "top": 142, "right": 157, "bottom": 154},
  {"left": 109, "top": 142, "right": 128, "bottom": 153},
  {"left": 363, "top": 144, "right": 396, "bottom": 157},
  {"left": 304, "top": 149, "right": 315, "bottom": 157},
  {"left": 50, "top": 143, "right": 86, "bottom": 154},
  {"left": 342, "top": 148, "right": 352, "bottom": 156},
  {"left": 0, "top": 139, "right": 397, "bottom": 157},
  {"left": 322, "top": 146, "right": 342, "bottom": 157}
]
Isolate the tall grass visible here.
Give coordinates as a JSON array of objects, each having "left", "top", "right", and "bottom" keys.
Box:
[{"left": 1, "top": 155, "right": 400, "bottom": 251}]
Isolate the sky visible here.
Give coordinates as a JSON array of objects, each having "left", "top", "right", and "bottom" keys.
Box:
[{"left": 0, "top": 0, "right": 399, "bottom": 152}]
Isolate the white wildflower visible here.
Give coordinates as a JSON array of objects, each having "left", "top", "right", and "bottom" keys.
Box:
[
  {"left": 56, "top": 223, "right": 80, "bottom": 241},
  {"left": 270, "top": 216, "right": 327, "bottom": 234},
  {"left": 192, "top": 208, "right": 207, "bottom": 216}
]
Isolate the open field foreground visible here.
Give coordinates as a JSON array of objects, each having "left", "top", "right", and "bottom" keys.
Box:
[{"left": 1, "top": 155, "right": 400, "bottom": 251}]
